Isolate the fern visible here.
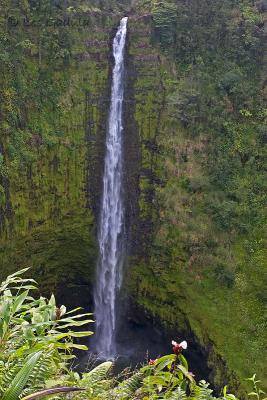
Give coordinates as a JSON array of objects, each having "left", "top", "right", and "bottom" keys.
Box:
[
  {"left": 114, "top": 371, "right": 144, "bottom": 399},
  {"left": 0, "top": 269, "right": 93, "bottom": 399},
  {"left": 191, "top": 380, "right": 217, "bottom": 400},
  {"left": 76, "top": 362, "right": 113, "bottom": 399},
  {"left": 2, "top": 351, "right": 43, "bottom": 400},
  {"left": 21, "top": 352, "right": 55, "bottom": 397},
  {"left": 0, "top": 360, "right": 24, "bottom": 394},
  {"left": 83, "top": 362, "right": 113, "bottom": 384},
  {"left": 168, "top": 386, "right": 187, "bottom": 400}
]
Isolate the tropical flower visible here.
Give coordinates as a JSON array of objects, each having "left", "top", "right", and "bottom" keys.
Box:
[{"left": 172, "top": 340, "right": 188, "bottom": 355}]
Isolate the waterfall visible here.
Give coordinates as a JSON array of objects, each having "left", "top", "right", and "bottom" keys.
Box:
[{"left": 93, "top": 17, "right": 128, "bottom": 359}]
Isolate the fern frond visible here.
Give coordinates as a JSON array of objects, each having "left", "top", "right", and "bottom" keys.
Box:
[
  {"left": 168, "top": 386, "right": 187, "bottom": 400},
  {"left": 115, "top": 371, "right": 144, "bottom": 398},
  {"left": 2, "top": 351, "right": 43, "bottom": 400},
  {"left": 83, "top": 361, "right": 113, "bottom": 385},
  {"left": 22, "top": 352, "right": 54, "bottom": 395},
  {"left": 0, "top": 359, "right": 24, "bottom": 394},
  {"left": 191, "top": 381, "right": 216, "bottom": 400}
]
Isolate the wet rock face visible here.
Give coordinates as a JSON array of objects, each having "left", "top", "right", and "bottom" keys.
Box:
[
  {"left": 0, "top": 12, "right": 119, "bottom": 297},
  {"left": 114, "top": 14, "right": 213, "bottom": 381},
  {"left": 122, "top": 28, "right": 141, "bottom": 255},
  {"left": 123, "top": 16, "right": 166, "bottom": 256},
  {"left": 115, "top": 299, "right": 215, "bottom": 385},
  {"left": 116, "top": 11, "right": 245, "bottom": 393}
]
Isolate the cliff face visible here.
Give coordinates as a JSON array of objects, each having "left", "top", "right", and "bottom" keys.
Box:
[
  {"left": 0, "top": 0, "right": 266, "bottom": 394},
  {"left": 124, "top": 0, "right": 267, "bottom": 393},
  {"left": 0, "top": 3, "right": 123, "bottom": 308}
]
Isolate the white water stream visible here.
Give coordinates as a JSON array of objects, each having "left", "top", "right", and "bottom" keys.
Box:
[{"left": 93, "top": 17, "right": 128, "bottom": 359}]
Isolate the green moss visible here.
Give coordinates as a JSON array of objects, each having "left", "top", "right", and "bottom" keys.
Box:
[
  {"left": 126, "top": 6, "right": 267, "bottom": 394},
  {"left": 0, "top": 210, "right": 97, "bottom": 299},
  {"left": 0, "top": 2, "right": 118, "bottom": 298}
]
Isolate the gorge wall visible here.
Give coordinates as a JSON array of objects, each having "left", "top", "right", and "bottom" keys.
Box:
[
  {"left": 0, "top": 3, "right": 119, "bottom": 307},
  {"left": 0, "top": 0, "right": 266, "bottom": 395},
  {"left": 124, "top": 1, "right": 266, "bottom": 393}
]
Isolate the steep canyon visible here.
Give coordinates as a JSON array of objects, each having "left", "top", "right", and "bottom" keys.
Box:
[{"left": 0, "top": 0, "right": 266, "bottom": 395}]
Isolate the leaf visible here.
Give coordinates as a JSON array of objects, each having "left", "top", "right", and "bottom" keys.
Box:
[
  {"left": 12, "top": 285, "right": 37, "bottom": 291},
  {"left": 57, "top": 321, "right": 93, "bottom": 329},
  {"left": 57, "top": 343, "right": 88, "bottom": 350},
  {"left": 179, "top": 354, "right": 188, "bottom": 371},
  {"left": 246, "top": 374, "right": 257, "bottom": 382},
  {"left": 177, "top": 365, "right": 194, "bottom": 382},
  {"left": 12, "top": 290, "right": 29, "bottom": 314},
  {"left": 85, "top": 362, "right": 112, "bottom": 383},
  {"left": 58, "top": 313, "right": 93, "bottom": 322},
  {"left": 226, "top": 394, "right": 238, "bottom": 400},
  {"left": 155, "top": 354, "right": 176, "bottom": 368},
  {"left": 64, "top": 307, "right": 83, "bottom": 315},
  {"left": 53, "top": 331, "right": 93, "bottom": 340},
  {"left": 156, "top": 358, "right": 175, "bottom": 371},
  {"left": 7, "top": 268, "right": 30, "bottom": 279},
  {"left": 2, "top": 351, "right": 43, "bottom": 400}
]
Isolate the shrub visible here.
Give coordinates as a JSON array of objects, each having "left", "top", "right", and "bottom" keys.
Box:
[
  {"left": 0, "top": 268, "right": 93, "bottom": 399},
  {"left": 0, "top": 270, "right": 265, "bottom": 400}
]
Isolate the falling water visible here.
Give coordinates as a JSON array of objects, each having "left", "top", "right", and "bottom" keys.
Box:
[{"left": 93, "top": 17, "right": 128, "bottom": 359}]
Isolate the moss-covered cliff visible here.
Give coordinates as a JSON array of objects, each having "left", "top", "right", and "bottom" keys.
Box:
[
  {"left": 0, "top": 1, "right": 128, "bottom": 304},
  {"left": 124, "top": 0, "right": 267, "bottom": 393}
]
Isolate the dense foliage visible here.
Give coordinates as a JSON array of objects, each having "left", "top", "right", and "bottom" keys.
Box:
[
  {"left": 0, "top": 270, "right": 265, "bottom": 400},
  {"left": 129, "top": 0, "right": 267, "bottom": 391},
  {"left": 0, "top": 268, "right": 93, "bottom": 399}
]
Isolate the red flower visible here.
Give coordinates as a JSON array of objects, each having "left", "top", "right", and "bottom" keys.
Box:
[{"left": 172, "top": 340, "right": 188, "bottom": 355}]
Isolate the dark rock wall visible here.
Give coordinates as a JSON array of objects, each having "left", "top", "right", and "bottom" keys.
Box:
[{"left": 0, "top": 12, "right": 121, "bottom": 309}]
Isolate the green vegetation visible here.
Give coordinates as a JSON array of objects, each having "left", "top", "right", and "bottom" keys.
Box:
[
  {"left": 0, "top": 211, "right": 97, "bottom": 304},
  {"left": 0, "top": 270, "right": 265, "bottom": 400},
  {"left": 127, "top": 0, "right": 267, "bottom": 392},
  {"left": 0, "top": 0, "right": 266, "bottom": 394},
  {"left": 0, "top": 0, "right": 113, "bottom": 296},
  {"left": 0, "top": 268, "right": 93, "bottom": 399}
]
